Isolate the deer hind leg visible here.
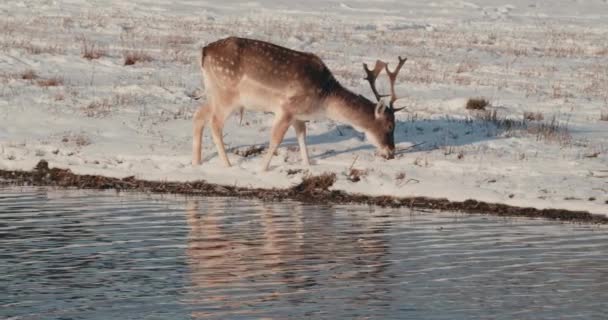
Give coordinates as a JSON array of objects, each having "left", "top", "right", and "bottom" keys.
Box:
[
  {"left": 292, "top": 120, "right": 310, "bottom": 166},
  {"left": 262, "top": 112, "right": 293, "bottom": 171},
  {"left": 210, "top": 110, "right": 232, "bottom": 167},
  {"left": 192, "top": 104, "right": 211, "bottom": 166}
]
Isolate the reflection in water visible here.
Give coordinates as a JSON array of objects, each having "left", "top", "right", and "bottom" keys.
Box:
[
  {"left": 1, "top": 187, "right": 607, "bottom": 320},
  {"left": 184, "top": 199, "right": 393, "bottom": 318}
]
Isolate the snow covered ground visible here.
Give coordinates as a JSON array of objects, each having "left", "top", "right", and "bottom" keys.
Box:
[{"left": 1, "top": 0, "right": 607, "bottom": 215}]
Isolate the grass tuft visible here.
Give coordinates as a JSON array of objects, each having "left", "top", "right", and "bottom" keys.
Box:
[
  {"left": 20, "top": 69, "right": 38, "bottom": 80},
  {"left": 81, "top": 41, "right": 106, "bottom": 60},
  {"left": 36, "top": 76, "right": 64, "bottom": 87},
  {"left": 123, "top": 50, "right": 153, "bottom": 65},
  {"left": 233, "top": 145, "right": 265, "bottom": 157},
  {"left": 83, "top": 99, "right": 112, "bottom": 117},
  {"left": 523, "top": 111, "right": 544, "bottom": 121},
  {"left": 466, "top": 98, "right": 490, "bottom": 110},
  {"left": 293, "top": 173, "right": 336, "bottom": 193},
  {"left": 347, "top": 168, "right": 367, "bottom": 183}
]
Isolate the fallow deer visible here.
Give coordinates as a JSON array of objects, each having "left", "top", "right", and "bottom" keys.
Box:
[{"left": 192, "top": 36, "right": 406, "bottom": 171}]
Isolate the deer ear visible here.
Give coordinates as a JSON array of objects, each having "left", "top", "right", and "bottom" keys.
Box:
[{"left": 375, "top": 100, "right": 386, "bottom": 119}]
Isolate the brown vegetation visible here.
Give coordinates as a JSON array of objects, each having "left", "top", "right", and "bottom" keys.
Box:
[
  {"left": 19, "top": 69, "right": 38, "bottom": 80},
  {"left": 293, "top": 172, "right": 336, "bottom": 193},
  {"left": 0, "top": 161, "right": 605, "bottom": 224},
  {"left": 347, "top": 168, "right": 367, "bottom": 182},
  {"left": 81, "top": 40, "right": 107, "bottom": 60},
  {"left": 123, "top": 50, "right": 153, "bottom": 65},
  {"left": 36, "top": 76, "right": 64, "bottom": 87},
  {"left": 83, "top": 99, "right": 112, "bottom": 117},
  {"left": 233, "top": 145, "right": 265, "bottom": 157},
  {"left": 523, "top": 111, "right": 544, "bottom": 121},
  {"left": 466, "top": 98, "right": 490, "bottom": 110}
]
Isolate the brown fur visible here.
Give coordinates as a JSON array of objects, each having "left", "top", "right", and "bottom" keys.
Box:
[{"left": 192, "top": 37, "right": 396, "bottom": 171}]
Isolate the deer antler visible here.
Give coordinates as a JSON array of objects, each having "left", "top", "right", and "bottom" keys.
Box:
[
  {"left": 363, "top": 60, "right": 389, "bottom": 102},
  {"left": 384, "top": 56, "right": 407, "bottom": 112}
]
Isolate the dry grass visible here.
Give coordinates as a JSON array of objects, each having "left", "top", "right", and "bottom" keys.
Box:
[
  {"left": 475, "top": 110, "right": 570, "bottom": 144},
  {"left": 455, "top": 59, "right": 479, "bottom": 74},
  {"left": 81, "top": 40, "right": 107, "bottom": 60},
  {"left": 396, "top": 172, "right": 406, "bottom": 179},
  {"left": 9, "top": 40, "right": 66, "bottom": 55},
  {"left": 53, "top": 92, "right": 65, "bottom": 101},
  {"left": 466, "top": 98, "right": 490, "bottom": 110},
  {"left": 36, "top": 76, "right": 64, "bottom": 87},
  {"left": 294, "top": 173, "right": 337, "bottom": 192},
  {"left": 165, "top": 35, "right": 195, "bottom": 45},
  {"left": 164, "top": 47, "right": 193, "bottom": 64},
  {"left": 19, "top": 69, "right": 38, "bottom": 80},
  {"left": 286, "top": 168, "right": 304, "bottom": 175},
  {"left": 83, "top": 99, "right": 112, "bottom": 117},
  {"left": 347, "top": 168, "right": 367, "bottom": 183},
  {"left": 523, "top": 111, "right": 544, "bottom": 121},
  {"left": 111, "top": 92, "right": 137, "bottom": 106},
  {"left": 13, "top": 69, "right": 63, "bottom": 87},
  {"left": 123, "top": 50, "right": 153, "bottom": 65},
  {"left": 62, "top": 132, "right": 91, "bottom": 147},
  {"left": 233, "top": 145, "right": 265, "bottom": 157},
  {"left": 527, "top": 116, "right": 571, "bottom": 144}
]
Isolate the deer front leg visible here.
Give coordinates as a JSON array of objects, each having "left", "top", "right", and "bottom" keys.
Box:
[
  {"left": 262, "top": 112, "right": 293, "bottom": 171},
  {"left": 192, "top": 104, "right": 211, "bottom": 166},
  {"left": 210, "top": 113, "right": 232, "bottom": 167},
  {"left": 292, "top": 120, "right": 310, "bottom": 166}
]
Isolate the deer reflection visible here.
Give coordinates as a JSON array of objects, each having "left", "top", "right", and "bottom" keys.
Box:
[{"left": 184, "top": 198, "right": 394, "bottom": 317}]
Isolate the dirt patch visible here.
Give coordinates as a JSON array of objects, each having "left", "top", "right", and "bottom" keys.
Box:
[{"left": 1, "top": 160, "right": 606, "bottom": 224}]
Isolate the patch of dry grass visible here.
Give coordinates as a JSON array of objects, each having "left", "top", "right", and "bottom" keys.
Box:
[
  {"left": 123, "top": 50, "right": 153, "bottom": 65},
  {"left": 528, "top": 116, "right": 571, "bottom": 144},
  {"left": 294, "top": 173, "right": 337, "bottom": 192},
  {"left": 165, "top": 34, "right": 195, "bottom": 45},
  {"left": 466, "top": 98, "right": 490, "bottom": 110},
  {"left": 83, "top": 99, "right": 112, "bottom": 117},
  {"left": 233, "top": 145, "right": 265, "bottom": 157},
  {"left": 395, "top": 172, "right": 406, "bottom": 181},
  {"left": 347, "top": 168, "right": 367, "bottom": 183},
  {"left": 62, "top": 132, "right": 92, "bottom": 147},
  {"left": 36, "top": 76, "right": 64, "bottom": 87},
  {"left": 475, "top": 110, "right": 570, "bottom": 144},
  {"left": 523, "top": 111, "right": 544, "bottom": 121},
  {"left": 81, "top": 40, "right": 107, "bottom": 60},
  {"left": 19, "top": 69, "right": 38, "bottom": 80},
  {"left": 3, "top": 39, "right": 65, "bottom": 55}
]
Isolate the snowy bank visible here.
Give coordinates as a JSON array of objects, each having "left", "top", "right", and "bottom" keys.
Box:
[{"left": 1, "top": 0, "right": 607, "bottom": 215}]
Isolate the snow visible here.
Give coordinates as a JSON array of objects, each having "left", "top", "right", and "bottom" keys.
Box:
[{"left": 1, "top": 0, "right": 607, "bottom": 215}]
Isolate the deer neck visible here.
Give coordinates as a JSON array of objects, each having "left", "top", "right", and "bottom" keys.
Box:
[{"left": 324, "top": 85, "right": 377, "bottom": 132}]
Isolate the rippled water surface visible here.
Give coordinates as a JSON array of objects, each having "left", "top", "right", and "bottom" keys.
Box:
[{"left": 1, "top": 187, "right": 607, "bottom": 319}]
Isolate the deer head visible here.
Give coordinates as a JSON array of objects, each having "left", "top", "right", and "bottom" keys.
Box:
[{"left": 363, "top": 56, "right": 407, "bottom": 159}]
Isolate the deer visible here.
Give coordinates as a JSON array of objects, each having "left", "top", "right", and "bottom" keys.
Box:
[{"left": 192, "top": 36, "right": 406, "bottom": 171}]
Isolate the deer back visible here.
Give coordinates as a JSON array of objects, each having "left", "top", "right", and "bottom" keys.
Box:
[{"left": 202, "top": 37, "right": 337, "bottom": 97}]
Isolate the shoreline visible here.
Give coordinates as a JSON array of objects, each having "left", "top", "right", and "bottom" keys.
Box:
[{"left": 1, "top": 160, "right": 606, "bottom": 224}]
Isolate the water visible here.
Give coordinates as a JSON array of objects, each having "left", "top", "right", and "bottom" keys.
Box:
[{"left": 1, "top": 187, "right": 607, "bottom": 320}]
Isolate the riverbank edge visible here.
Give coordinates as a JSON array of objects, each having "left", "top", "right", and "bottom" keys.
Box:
[{"left": 1, "top": 160, "right": 606, "bottom": 224}]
